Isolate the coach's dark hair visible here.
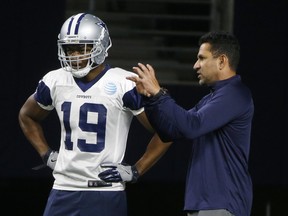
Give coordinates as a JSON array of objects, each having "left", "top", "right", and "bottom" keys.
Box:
[{"left": 199, "top": 31, "right": 240, "bottom": 71}]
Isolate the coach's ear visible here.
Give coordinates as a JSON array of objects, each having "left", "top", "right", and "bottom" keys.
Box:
[{"left": 217, "top": 54, "right": 228, "bottom": 71}]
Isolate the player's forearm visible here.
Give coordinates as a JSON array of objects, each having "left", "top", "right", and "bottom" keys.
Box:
[
  {"left": 19, "top": 95, "right": 52, "bottom": 156},
  {"left": 19, "top": 115, "right": 50, "bottom": 157},
  {"left": 134, "top": 133, "right": 172, "bottom": 176}
]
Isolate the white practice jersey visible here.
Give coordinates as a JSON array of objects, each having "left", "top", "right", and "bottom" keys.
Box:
[{"left": 34, "top": 65, "right": 144, "bottom": 191}]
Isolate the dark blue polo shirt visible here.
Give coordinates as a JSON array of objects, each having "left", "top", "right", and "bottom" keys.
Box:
[{"left": 144, "top": 75, "right": 254, "bottom": 216}]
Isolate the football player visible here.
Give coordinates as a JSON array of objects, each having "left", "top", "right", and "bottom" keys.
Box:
[{"left": 19, "top": 13, "right": 171, "bottom": 216}]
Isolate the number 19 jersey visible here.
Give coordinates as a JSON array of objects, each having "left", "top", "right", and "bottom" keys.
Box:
[{"left": 34, "top": 65, "right": 143, "bottom": 191}]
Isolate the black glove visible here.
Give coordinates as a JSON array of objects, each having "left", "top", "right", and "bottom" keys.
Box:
[
  {"left": 41, "top": 148, "right": 58, "bottom": 170},
  {"left": 98, "top": 163, "right": 140, "bottom": 183}
]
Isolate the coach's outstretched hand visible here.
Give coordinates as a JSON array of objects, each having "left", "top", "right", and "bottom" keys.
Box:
[
  {"left": 98, "top": 163, "right": 140, "bottom": 183},
  {"left": 126, "top": 63, "right": 161, "bottom": 97}
]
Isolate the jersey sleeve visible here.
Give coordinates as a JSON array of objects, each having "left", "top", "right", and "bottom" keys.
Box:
[
  {"left": 112, "top": 68, "right": 144, "bottom": 116},
  {"left": 122, "top": 87, "right": 144, "bottom": 115},
  {"left": 34, "top": 72, "right": 55, "bottom": 111}
]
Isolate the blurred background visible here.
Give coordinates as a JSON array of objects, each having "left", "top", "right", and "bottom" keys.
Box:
[{"left": 0, "top": 0, "right": 286, "bottom": 215}]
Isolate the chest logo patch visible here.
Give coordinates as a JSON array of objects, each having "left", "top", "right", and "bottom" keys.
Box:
[{"left": 104, "top": 82, "right": 117, "bottom": 95}]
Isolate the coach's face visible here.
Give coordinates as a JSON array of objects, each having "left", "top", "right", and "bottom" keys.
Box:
[{"left": 193, "top": 43, "right": 219, "bottom": 85}]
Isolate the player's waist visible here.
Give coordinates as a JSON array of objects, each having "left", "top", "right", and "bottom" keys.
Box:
[{"left": 52, "top": 180, "right": 125, "bottom": 191}]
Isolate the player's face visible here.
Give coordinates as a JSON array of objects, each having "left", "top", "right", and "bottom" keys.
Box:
[
  {"left": 193, "top": 43, "right": 219, "bottom": 85},
  {"left": 64, "top": 44, "right": 93, "bottom": 69}
]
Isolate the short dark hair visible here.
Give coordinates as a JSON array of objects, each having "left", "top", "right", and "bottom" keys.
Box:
[{"left": 199, "top": 31, "right": 240, "bottom": 71}]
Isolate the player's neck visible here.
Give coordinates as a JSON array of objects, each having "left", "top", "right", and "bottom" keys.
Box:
[{"left": 82, "top": 64, "right": 105, "bottom": 82}]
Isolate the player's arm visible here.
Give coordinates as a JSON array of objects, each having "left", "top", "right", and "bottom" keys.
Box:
[
  {"left": 134, "top": 111, "right": 172, "bottom": 176},
  {"left": 18, "top": 94, "right": 58, "bottom": 169},
  {"left": 98, "top": 112, "right": 172, "bottom": 182}
]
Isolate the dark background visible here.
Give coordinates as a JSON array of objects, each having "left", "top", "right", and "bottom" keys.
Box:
[{"left": 0, "top": 0, "right": 287, "bottom": 215}]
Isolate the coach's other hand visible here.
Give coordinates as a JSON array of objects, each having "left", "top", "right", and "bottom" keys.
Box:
[{"left": 98, "top": 163, "right": 140, "bottom": 183}]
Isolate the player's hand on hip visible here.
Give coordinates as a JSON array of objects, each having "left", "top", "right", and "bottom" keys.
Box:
[
  {"left": 42, "top": 148, "right": 58, "bottom": 170},
  {"left": 98, "top": 163, "right": 140, "bottom": 183}
]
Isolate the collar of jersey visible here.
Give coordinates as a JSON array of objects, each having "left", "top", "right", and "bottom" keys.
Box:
[{"left": 74, "top": 64, "right": 111, "bottom": 92}]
